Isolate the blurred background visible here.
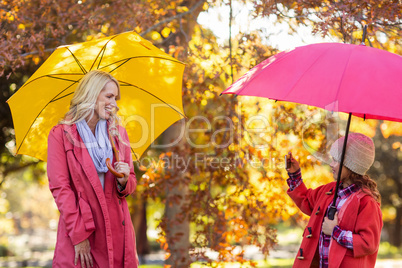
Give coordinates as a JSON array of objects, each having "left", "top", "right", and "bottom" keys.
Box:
[{"left": 1, "top": 0, "right": 402, "bottom": 267}]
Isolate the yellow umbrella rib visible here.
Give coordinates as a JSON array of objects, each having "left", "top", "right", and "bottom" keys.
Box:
[
  {"left": 50, "top": 91, "right": 75, "bottom": 103},
  {"left": 119, "top": 81, "right": 186, "bottom": 119},
  {"left": 100, "top": 58, "right": 130, "bottom": 73},
  {"left": 66, "top": 47, "right": 87, "bottom": 74},
  {"left": 15, "top": 73, "right": 82, "bottom": 90},
  {"left": 90, "top": 35, "right": 119, "bottom": 71},
  {"left": 15, "top": 81, "right": 78, "bottom": 154},
  {"left": 98, "top": 55, "right": 184, "bottom": 74},
  {"left": 131, "top": 147, "right": 139, "bottom": 162},
  {"left": 93, "top": 45, "right": 107, "bottom": 71},
  {"left": 47, "top": 79, "right": 79, "bottom": 102}
]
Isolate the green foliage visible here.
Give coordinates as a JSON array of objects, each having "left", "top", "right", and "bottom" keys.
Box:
[{"left": 378, "top": 242, "right": 402, "bottom": 259}]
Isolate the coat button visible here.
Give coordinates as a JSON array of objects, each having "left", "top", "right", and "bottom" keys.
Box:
[
  {"left": 306, "top": 227, "right": 313, "bottom": 238},
  {"left": 119, "top": 200, "right": 121, "bottom": 204},
  {"left": 122, "top": 220, "right": 125, "bottom": 226},
  {"left": 315, "top": 206, "right": 320, "bottom": 215},
  {"left": 297, "top": 248, "right": 304, "bottom": 260}
]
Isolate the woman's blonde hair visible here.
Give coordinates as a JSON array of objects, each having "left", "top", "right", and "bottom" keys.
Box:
[{"left": 60, "top": 70, "right": 120, "bottom": 125}]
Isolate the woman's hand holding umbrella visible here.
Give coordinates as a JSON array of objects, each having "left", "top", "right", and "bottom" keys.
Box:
[
  {"left": 105, "top": 118, "right": 126, "bottom": 179},
  {"left": 114, "top": 161, "right": 130, "bottom": 187}
]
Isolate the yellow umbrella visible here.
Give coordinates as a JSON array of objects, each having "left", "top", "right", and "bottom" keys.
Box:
[{"left": 7, "top": 31, "right": 185, "bottom": 161}]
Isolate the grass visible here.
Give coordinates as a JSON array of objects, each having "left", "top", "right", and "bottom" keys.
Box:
[
  {"left": 2, "top": 228, "right": 402, "bottom": 268},
  {"left": 139, "top": 259, "right": 293, "bottom": 268},
  {"left": 136, "top": 241, "right": 402, "bottom": 268},
  {"left": 378, "top": 242, "right": 402, "bottom": 259}
]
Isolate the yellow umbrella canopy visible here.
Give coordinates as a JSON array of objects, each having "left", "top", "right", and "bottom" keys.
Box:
[{"left": 7, "top": 31, "right": 185, "bottom": 161}]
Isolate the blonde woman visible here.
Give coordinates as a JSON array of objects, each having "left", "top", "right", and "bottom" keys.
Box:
[{"left": 47, "top": 70, "right": 138, "bottom": 267}]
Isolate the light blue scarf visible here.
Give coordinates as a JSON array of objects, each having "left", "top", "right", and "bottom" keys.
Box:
[{"left": 76, "top": 119, "right": 113, "bottom": 173}]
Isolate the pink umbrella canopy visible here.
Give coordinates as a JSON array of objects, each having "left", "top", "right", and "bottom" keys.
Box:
[
  {"left": 222, "top": 41, "right": 402, "bottom": 220},
  {"left": 222, "top": 42, "right": 402, "bottom": 122}
]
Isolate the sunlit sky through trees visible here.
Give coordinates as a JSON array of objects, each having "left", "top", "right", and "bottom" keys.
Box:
[{"left": 198, "top": 2, "right": 334, "bottom": 50}]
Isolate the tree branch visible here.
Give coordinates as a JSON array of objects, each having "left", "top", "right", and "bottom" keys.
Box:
[
  {"left": 3, "top": 161, "right": 39, "bottom": 177},
  {"left": 0, "top": 161, "right": 40, "bottom": 188},
  {"left": 140, "top": 0, "right": 206, "bottom": 36},
  {"left": 20, "top": 47, "right": 57, "bottom": 58}
]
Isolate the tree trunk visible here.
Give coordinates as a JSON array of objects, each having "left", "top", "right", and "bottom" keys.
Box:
[
  {"left": 393, "top": 175, "right": 402, "bottom": 247},
  {"left": 394, "top": 206, "right": 402, "bottom": 247},
  {"left": 132, "top": 197, "right": 150, "bottom": 264},
  {"left": 163, "top": 121, "right": 191, "bottom": 267},
  {"left": 157, "top": 1, "right": 205, "bottom": 266},
  {"left": 373, "top": 124, "right": 402, "bottom": 246}
]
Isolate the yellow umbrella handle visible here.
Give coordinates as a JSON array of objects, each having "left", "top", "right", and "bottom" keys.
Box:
[
  {"left": 106, "top": 158, "right": 124, "bottom": 178},
  {"left": 106, "top": 128, "right": 124, "bottom": 178}
]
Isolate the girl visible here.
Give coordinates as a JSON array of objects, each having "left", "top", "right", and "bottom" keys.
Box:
[{"left": 286, "top": 133, "right": 382, "bottom": 267}]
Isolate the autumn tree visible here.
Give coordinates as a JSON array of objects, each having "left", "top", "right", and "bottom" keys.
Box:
[
  {"left": 256, "top": 0, "right": 402, "bottom": 46},
  {"left": 2, "top": 0, "right": 402, "bottom": 266},
  {"left": 1, "top": 1, "right": 314, "bottom": 266}
]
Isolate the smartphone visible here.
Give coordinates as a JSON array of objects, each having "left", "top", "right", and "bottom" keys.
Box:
[{"left": 285, "top": 155, "right": 291, "bottom": 169}]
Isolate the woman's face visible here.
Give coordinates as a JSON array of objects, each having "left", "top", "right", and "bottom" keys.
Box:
[
  {"left": 330, "top": 159, "right": 350, "bottom": 182},
  {"left": 94, "top": 81, "right": 119, "bottom": 120}
]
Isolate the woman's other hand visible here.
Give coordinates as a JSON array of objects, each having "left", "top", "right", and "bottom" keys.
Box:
[
  {"left": 286, "top": 152, "right": 300, "bottom": 173},
  {"left": 114, "top": 161, "right": 130, "bottom": 187},
  {"left": 74, "top": 239, "right": 93, "bottom": 268}
]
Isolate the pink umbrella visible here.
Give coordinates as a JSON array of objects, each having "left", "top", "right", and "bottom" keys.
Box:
[{"left": 221, "top": 39, "right": 402, "bottom": 219}]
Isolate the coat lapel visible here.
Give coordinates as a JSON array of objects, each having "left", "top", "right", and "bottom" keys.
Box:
[
  {"left": 328, "top": 191, "right": 368, "bottom": 268},
  {"left": 63, "top": 124, "right": 106, "bottom": 197}
]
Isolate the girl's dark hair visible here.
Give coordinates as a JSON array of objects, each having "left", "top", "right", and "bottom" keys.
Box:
[{"left": 348, "top": 170, "right": 381, "bottom": 203}]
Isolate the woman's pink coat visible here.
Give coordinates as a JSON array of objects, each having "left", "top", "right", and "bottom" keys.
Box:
[{"left": 47, "top": 123, "right": 138, "bottom": 267}]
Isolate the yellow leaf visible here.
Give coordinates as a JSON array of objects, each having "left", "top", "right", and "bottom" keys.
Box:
[
  {"left": 164, "top": 253, "right": 171, "bottom": 261},
  {"left": 18, "top": 24, "right": 25, "bottom": 30},
  {"left": 177, "top": 6, "right": 189, "bottom": 13},
  {"left": 381, "top": 122, "right": 402, "bottom": 138},
  {"left": 101, "top": 24, "right": 109, "bottom": 34},
  {"left": 86, "top": 35, "right": 94, "bottom": 41},
  {"left": 151, "top": 31, "right": 161, "bottom": 41},
  {"left": 392, "top": 142, "right": 401, "bottom": 150},
  {"left": 33, "top": 56, "right": 40, "bottom": 65},
  {"left": 161, "top": 27, "right": 171, "bottom": 38},
  {"left": 134, "top": 26, "right": 141, "bottom": 33}
]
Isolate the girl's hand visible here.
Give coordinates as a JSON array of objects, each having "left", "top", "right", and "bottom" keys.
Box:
[
  {"left": 286, "top": 152, "right": 300, "bottom": 173},
  {"left": 114, "top": 161, "right": 130, "bottom": 187},
  {"left": 74, "top": 239, "right": 93, "bottom": 268},
  {"left": 322, "top": 212, "right": 339, "bottom": 235}
]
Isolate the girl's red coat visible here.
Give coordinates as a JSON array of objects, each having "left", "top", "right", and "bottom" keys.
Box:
[
  {"left": 288, "top": 181, "right": 382, "bottom": 268},
  {"left": 47, "top": 124, "right": 138, "bottom": 267}
]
